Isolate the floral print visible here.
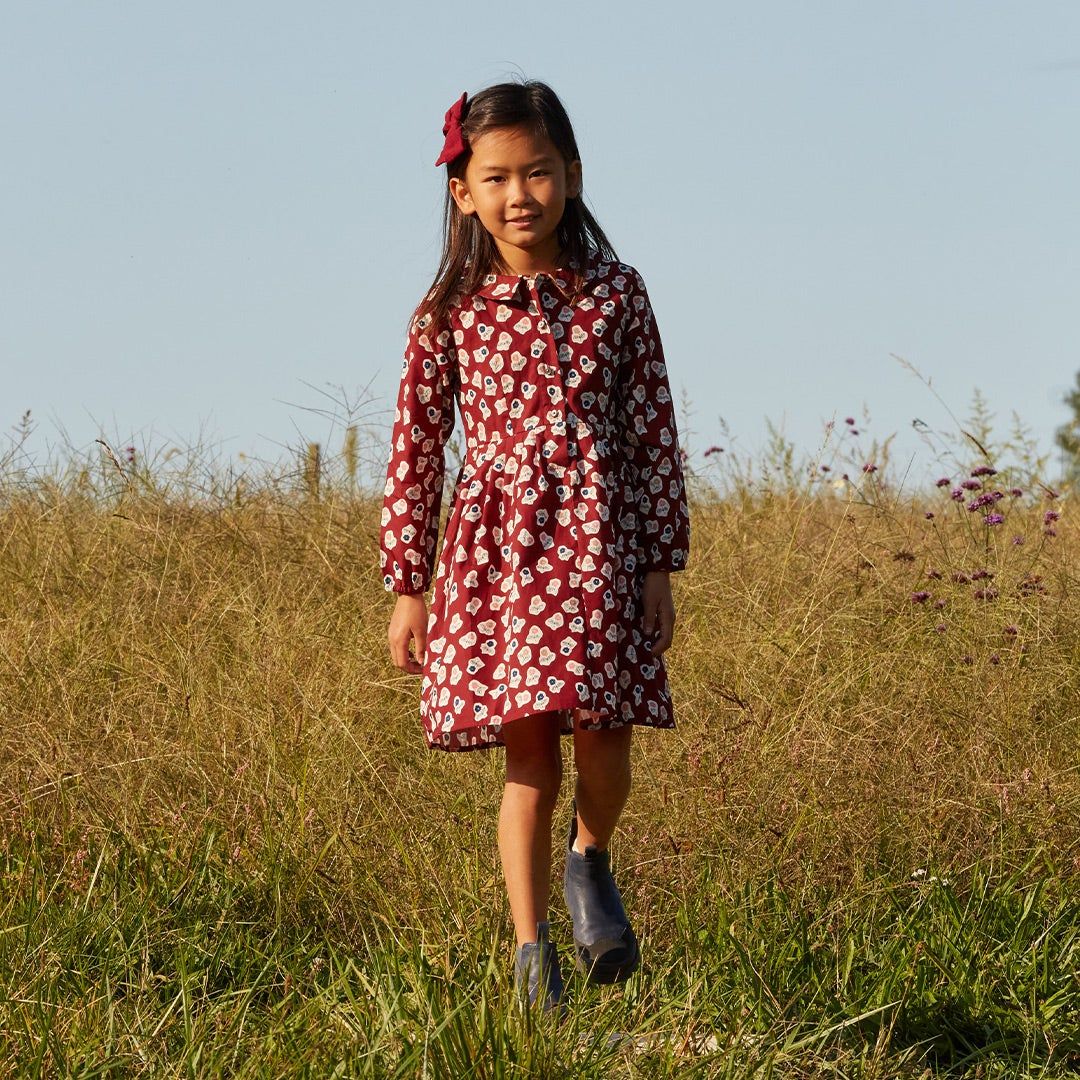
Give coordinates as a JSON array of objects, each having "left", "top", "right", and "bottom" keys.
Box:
[{"left": 380, "top": 251, "right": 690, "bottom": 751}]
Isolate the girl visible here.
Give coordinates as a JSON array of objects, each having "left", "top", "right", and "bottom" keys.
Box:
[{"left": 380, "top": 80, "right": 690, "bottom": 1014}]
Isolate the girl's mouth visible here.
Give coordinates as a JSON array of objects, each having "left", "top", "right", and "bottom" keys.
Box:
[{"left": 508, "top": 216, "right": 538, "bottom": 228}]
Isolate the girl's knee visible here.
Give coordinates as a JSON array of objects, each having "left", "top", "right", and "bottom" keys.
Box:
[
  {"left": 573, "top": 724, "right": 632, "bottom": 773},
  {"left": 505, "top": 763, "right": 562, "bottom": 813},
  {"left": 503, "top": 711, "right": 563, "bottom": 807}
]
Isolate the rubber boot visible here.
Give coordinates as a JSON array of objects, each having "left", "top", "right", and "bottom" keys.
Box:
[
  {"left": 513, "top": 921, "right": 565, "bottom": 1015},
  {"left": 563, "top": 797, "right": 640, "bottom": 984}
]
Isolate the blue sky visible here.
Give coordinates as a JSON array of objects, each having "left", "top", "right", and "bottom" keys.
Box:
[{"left": 3, "top": 2, "right": 1078, "bottom": 487}]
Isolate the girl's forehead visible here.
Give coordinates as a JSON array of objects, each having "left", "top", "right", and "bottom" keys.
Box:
[{"left": 467, "top": 125, "right": 563, "bottom": 166}]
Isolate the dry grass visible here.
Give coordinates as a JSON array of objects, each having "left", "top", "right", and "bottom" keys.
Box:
[{"left": 1, "top": 429, "right": 1078, "bottom": 1075}]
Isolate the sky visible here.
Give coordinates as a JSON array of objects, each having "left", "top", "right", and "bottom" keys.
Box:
[{"left": 3, "top": 1, "right": 1078, "bottom": 489}]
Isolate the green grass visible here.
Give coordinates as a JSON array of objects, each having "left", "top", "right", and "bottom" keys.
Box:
[{"left": 4, "top": 826, "right": 1080, "bottom": 1076}]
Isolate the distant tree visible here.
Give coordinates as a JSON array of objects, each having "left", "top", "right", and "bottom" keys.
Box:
[{"left": 1055, "top": 370, "right": 1080, "bottom": 488}]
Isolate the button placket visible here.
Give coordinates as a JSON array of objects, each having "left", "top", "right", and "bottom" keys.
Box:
[{"left": 531, "top": 278, "right": 580, "bottom": 471}]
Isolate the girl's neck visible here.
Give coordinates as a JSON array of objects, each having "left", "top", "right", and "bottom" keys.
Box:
[{"left": 493, "top": 240, "right": 565, "bottom": 278}]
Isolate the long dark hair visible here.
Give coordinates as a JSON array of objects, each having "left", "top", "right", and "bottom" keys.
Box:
[{"left": 415, "top": 80, "right": 618, "bottom": 334}]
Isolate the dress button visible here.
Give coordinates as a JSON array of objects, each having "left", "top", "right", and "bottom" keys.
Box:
[{"left": 537, "top": 319, "right": 548, "bottom": 332}]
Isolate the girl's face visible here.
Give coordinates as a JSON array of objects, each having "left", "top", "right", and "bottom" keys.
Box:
[{"left": 449, "top": 124, "right": 582, "bottom": 274}]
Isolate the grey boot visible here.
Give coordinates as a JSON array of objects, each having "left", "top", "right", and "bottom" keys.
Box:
[
  {"left": 514, "top": 921, "right": 565, "bottom": 1014},
  {"left": 563, "top": 798, "right": 640, "bottom": 984}
]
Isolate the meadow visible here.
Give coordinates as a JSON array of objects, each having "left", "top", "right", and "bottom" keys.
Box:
[{"left": 1, "top": 399, "right": 1078, "bottom": 1078}]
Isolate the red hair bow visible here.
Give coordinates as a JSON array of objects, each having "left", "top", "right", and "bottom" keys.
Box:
[{"left": 434, "top": 91, "right": 468, "bottom": 167}]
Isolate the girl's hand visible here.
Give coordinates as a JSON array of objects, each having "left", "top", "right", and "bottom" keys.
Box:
[
  {"left": 642, "top": 570, "right": 677, "bottom": 656},
  {"left": 389, "top": 593, "right": 429, "bottom": 675}
]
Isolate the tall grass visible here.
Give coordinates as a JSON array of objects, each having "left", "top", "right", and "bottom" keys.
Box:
[{"left": 1, "top": 397, "right": 1077, "bottom": 1077}]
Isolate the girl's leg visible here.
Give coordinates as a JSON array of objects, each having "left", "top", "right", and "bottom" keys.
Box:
[
  {"left": 499, "top": 711, "right": 563, "bottom": 947},
  {"left": 564, "top": 719, "right": 640, "bottom": 983},
  {"left": 570, "top": 720, "right": 633, "bottom": 852}
]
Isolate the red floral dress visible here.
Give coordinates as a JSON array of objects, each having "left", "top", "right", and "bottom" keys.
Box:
[{"left": 379, "top": 250, "right": 690, "bottom": 751}]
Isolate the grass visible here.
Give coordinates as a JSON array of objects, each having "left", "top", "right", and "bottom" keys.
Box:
[{"left": 1, "top": 418, "right": 1078, "bottom": 1076}]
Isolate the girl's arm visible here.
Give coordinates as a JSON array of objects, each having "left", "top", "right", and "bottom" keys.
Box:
[
  {"left": 617, "top": 268, "right": 691, "bottom": 578},
  {"left": 379, "top": 312, "right": 458, "bottom": 596}
]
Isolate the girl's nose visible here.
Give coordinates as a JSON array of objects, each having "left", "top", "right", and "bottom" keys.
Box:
[{"left": 508, "top": 179, "right": 532, "bottom": 205}]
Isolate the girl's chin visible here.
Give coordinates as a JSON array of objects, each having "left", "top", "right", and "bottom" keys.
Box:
[
  {"left": 500, "top": 231, "right": 558, "bottom": 251},
  {"left": 494, "top": 232, "right": 561, "bottom": 265}
]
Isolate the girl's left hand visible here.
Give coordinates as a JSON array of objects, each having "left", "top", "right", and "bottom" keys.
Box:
[{"left": 642, "top": 570, "right": 677, "bottom": 656}]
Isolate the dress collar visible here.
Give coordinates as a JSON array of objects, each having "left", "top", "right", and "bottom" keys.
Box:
[{"left": 472, "top": 250, "right": 602, "bottom": 303}]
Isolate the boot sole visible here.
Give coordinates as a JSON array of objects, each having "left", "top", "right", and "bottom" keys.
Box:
[{"left": 574, "top": 925, "right": 640, "bottom": 984}]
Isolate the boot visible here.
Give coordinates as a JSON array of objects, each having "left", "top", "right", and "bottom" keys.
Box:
[
  {"left": 563, "top": 797, "right": 640, "bottom": 984},
  {"left": 513, "top": 921, "right": 565, "bottom": 1014}
]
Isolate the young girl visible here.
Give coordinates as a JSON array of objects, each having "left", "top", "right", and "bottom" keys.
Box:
[{"left": 380, "top": 80, "right": 690, "bottom": 1014}]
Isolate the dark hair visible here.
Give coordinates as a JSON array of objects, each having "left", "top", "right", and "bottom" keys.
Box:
[{"left": 415, "top": 80, "right": 618, "bottom": 334}]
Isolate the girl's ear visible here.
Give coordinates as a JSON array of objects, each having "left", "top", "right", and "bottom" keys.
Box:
[
  {"left": 567, "top": 159, "right": 582, "bottom": 199},
  {"left": 449, "top": 177, "right": 475, "bottom": 216}
]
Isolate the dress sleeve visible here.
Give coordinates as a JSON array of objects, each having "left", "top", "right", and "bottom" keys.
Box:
[
  {"left": 617, "top": 268, "right": 691, "bottom": 574},
  {"left": 379, "top": 311, "right": 458, "bottom": 594}
]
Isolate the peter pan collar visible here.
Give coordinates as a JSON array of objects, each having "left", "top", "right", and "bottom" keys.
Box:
[{"left": 472, "top": 250, "right": 604, "bottom": 303}]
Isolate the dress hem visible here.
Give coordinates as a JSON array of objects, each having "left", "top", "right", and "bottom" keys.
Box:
[{"left": 421, "top": 693, "right": 676, "bottom": 753}]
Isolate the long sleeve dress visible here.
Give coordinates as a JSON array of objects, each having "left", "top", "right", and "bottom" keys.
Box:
[{"left": 379, "top": 250, "right": 691, "bottom": 751}]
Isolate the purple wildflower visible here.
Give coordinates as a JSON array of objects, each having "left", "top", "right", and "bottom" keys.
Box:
[
  {"left": 820, "top": 464, "right": 830, "bottom": 472},
  {"left": 936, "top": 477, "right": 951, "bottom": 488},
  {"left": 1019, "top": 575, "right": 1045, "bottom": 595},
  {"left": 863, "top": 463, "right": 877, "bottom": 474},
  {"left": 989, "top": 652, "right": 1001, "bottom": 665},
  {"left": 961, "top": 655, "right": 974, "bottom": 665},
  {"left": 1045, "top": 488, "right": 1060, "bottom": 501},
  {"left": 1011, "top": 535, "right": 1025, "bottom": 546},
  {"left": 927, "top": 568, "right": 943, "bottom": 580},
  {"left": 1045, "top": 527, "right": 1057, "bottom": 537},
  {"left": 845, "top": 417, "right": 855, "bottom": 426},
  {"left": 1003, "top": 625, "right": 1018, "bottom": 637},
  {"left": 934, "top": 599, "right": 947, "bottom": 609},
  {"left": 970, "top": 569, "right": 994, "bottom": 581},
  {"left": 1010, "top": 488, "right": 1023, "bottom": 498},
  {"left": 971, "top": 465, "right": 997, "bottom": 477},
  {"left": 703, "top": 445, "right": 724, "bottom": 457},
  {"left": 935, "top": 623, "right": 947, "bottom": 633},
  {"left": 973, "top": 587, "right": 999, "bottom": 601},
  {"left": 951, "top": 488, "right": 964, "bottom": 502},
  {"left": 911, "top": 591, "right": 932, "bottom": 604},
  {"left": 952, "top": 571, "right": 970, "bottom": 584},
  {"left": 1044, "top": 509, "right": 1060, "bottom": 524},
  {"left": 984, "top": 513, "right": 1004, "bottom": 526},
  {"left": 961, "top": 479, "right": 982, "bottom": 491},
  {"left": 925, "top": 511, "right": 935, "bottom": 520}
]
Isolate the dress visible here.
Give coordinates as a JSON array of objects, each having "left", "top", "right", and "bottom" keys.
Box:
[{"left": 379, "top": 250, "right": 691, "bottom": 751}]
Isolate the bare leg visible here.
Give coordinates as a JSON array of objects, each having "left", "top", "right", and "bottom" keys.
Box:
[
  {"left": 571, "top": 719, "right": 633, "bottom": 853},
  {"left": 498, "top": 711, "right": 563, "bottom": 947}
]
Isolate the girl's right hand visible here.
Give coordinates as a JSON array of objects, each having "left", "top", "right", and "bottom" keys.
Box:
[{"left": 388, "top": 593, "right": 428, "bottom": 675}]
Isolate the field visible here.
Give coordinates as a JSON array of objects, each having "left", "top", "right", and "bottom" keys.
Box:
[{"left": 1, "top": 415, "right": 1078, "bottom": 1077}]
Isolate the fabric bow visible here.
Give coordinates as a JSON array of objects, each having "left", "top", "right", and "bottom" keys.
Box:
[{"left": 434, "top": 91, "right": 468, "bottom": 167}]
